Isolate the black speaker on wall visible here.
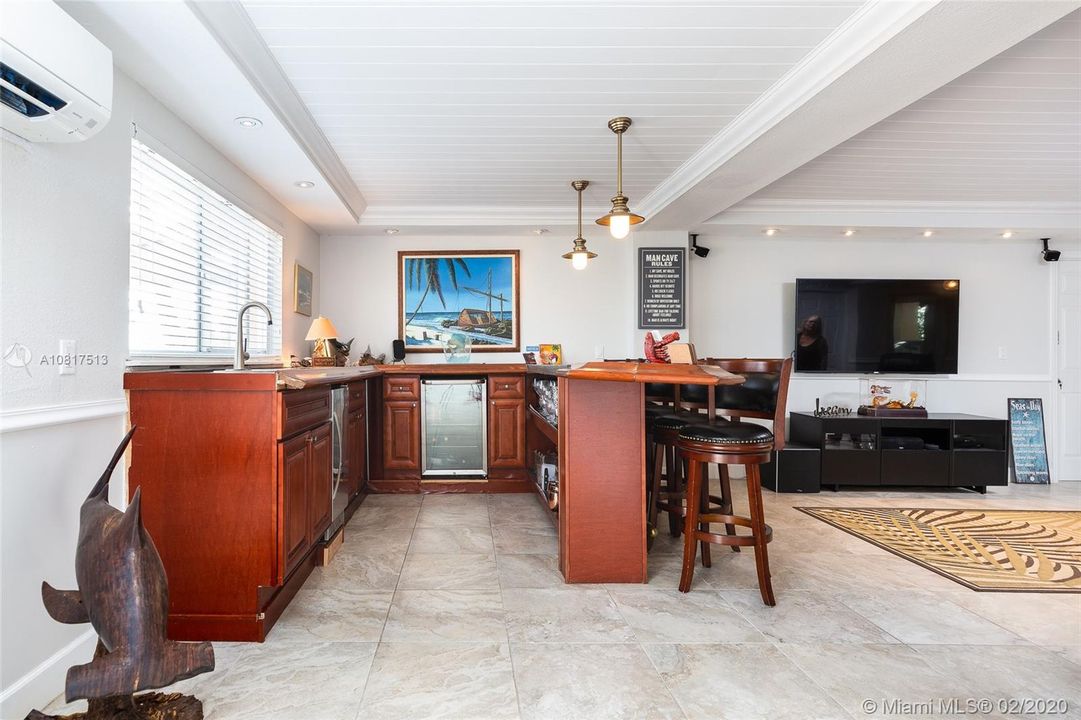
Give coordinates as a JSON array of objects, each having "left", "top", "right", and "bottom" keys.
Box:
[{"left": 392, "top": 339, "right": 406, "bottom": 362}]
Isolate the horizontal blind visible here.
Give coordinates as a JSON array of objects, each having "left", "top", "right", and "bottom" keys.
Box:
[{"left": 129, "top": 138, "right": 282, "bottom": 363}]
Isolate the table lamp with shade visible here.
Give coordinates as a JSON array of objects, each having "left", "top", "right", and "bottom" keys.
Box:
[{"left": 305, "top": 315, "right": 339, "bottom": 364}]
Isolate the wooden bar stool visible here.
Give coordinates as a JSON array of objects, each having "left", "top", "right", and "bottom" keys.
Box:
[
  {"left": 676, "top": 423, "right": 776, "bottom": 605},
  {"left": 648, "top": 413, "right": 692, "bottom": 538},
  {"left": 674, "top": 357, "right": 793, "bottom": 606}
]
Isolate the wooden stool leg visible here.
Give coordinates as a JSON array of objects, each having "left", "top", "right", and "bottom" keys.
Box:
[
  {"left": 746, "top": 464, "right": 776, "bottom": 606},
  {"left": 720, "top": 465, "right": 739, "bottom": 553},
  {"left": 666, "top": 444, "right": 682, "bottom": 537},
  {"left": 679, "top": 457, "right": 702, "bottom": 593},
  {"left": 698, "top": 469, "right": 711, "bottom": 568}
]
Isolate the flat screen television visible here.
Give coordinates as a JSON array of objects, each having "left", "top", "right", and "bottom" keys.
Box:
[{"left": 794, "top": 278, "right": 960, "bottom": 374}]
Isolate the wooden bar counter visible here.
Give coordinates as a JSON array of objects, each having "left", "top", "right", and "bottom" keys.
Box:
[{"left": 551, "top": 362, "right": 743, "bottom": 583}]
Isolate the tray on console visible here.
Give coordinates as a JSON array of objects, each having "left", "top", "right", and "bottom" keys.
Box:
[{"left": 857, "top": 406, "right": 928, "bottom": 418}]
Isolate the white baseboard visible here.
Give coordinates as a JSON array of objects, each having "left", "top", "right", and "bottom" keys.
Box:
[{"left": 0, "top": 630, "right": 95, "bottom": 720}]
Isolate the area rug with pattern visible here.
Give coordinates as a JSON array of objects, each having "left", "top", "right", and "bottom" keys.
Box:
[{"left": 797, "top": 507, "right": 1081, "bottom": 592}]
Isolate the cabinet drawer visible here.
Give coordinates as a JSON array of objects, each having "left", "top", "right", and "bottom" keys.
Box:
[
  {"left": 348, "top": 381, "right": 367, "bottom": 411},
  {"left": 881, "top": 450, "right": 949, "bottom": 486},
  {"left": 280, "top": 388, "right": 331, "bottom": 439},
  {"left": 488, "top": 374, "right": 524, "bottom": 398},
  {"left": 384, "top": 376, "right": 420, "bottom": 400}
]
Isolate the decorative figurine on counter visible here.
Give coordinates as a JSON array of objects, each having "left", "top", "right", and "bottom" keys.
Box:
[
  {"left": 349, "top": 344, "right": 386, "bottom": 366},
  {"left": 328, "top": 337, "right": 354, "bottom": 367},
  {"left": 289, "top": 354, "right": 312, "bottom": 368},
  {"left": 644, "top": 331, "right": 679, "bottom": 363},
  {"left": 29, "top": 428, "right": 215, "bottom": 720}
]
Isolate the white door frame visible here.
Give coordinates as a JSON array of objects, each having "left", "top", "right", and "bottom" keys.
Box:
[{"left": 1052, "top": 256, "right": 1081, "bottom": 482}]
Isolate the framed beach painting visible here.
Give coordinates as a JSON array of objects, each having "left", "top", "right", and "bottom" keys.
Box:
[{"left": 398, "top": 250, "right": 520, "bottom": 353}]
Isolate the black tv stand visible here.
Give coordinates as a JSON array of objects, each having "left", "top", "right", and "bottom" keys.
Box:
[{"left": 789, "top": 412, "right": 1007, "bottom": 492}]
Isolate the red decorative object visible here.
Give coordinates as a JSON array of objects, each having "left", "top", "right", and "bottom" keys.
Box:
[{"left": 644, "top": 331, "right": 679, "bottom": 363}]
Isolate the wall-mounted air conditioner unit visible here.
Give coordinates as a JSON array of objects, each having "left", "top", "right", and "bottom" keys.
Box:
[{"left": 0, "top": 0, "right": 112, "bottom": 142}]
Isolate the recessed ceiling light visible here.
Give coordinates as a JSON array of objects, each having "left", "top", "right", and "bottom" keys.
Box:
[
  {"left": 843, "top": 229, "right": 856, "bottom": 237},
  {"left": 384, "top": 228, "right": 399, "bottom": 235},
  {"left": 1001, "top": 230, "right": 1014, "bottom": 239},
  {"left": 922, "top": 230, "right": 934, "bottom": 237},
  {"left": 764, "top": 227, "right": 777, "bottom": 236},
  {"left": 234, "top": 116, "right": 262, "bottom": 129},
  {"left": 294, "top": 180, "right": 315, "bottom": 189},
  {"left": 533, "top": 228, "right": 549, "bottom": 235}
]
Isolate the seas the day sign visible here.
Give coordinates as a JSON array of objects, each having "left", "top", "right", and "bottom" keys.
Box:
[
  {"left": 1007, "top": 398, "right": 1051, "bottom": 484},
  {"left": 639, "top": 247, "right": 685, "bottom": 329}
]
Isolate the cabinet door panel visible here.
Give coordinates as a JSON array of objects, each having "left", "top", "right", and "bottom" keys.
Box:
[
  {"left": 347, "top": 407, "right": 367, "bottom": 495},
  {"left": 308, "top": 423, "right": 333, "bottom": 543},
  {"left": 488, "top": 398, "right": 526, "bottom": 468},
  {"left": 281, "top": 433, "right": 310, "bottom": 576},
  {"left": 384, "top": 399, "right": 420, "bottom": 470}
]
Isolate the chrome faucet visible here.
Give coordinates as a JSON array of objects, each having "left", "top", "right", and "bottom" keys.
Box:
[{"left": 234, "top": 301, "right": 273, "bottom": 370}]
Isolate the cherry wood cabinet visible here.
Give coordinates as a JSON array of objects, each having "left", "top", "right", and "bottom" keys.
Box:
[
  {"left": 384, "top": 399, "right": 420, "bottom": 470},
  {"left": 346, "top": 406, "right": 368, "bottom": 496},
  {"left": 281, "top": 433, "right": 312, "bottom": 574},
  {"left": 488, "top": 397, "right": 526, "bottom": 468},
  {"left": 124, "top": 373, "right": 339, "bottom": 642},
  {"left": 307, "top": 423, "right": 333, "bottom": 543}
]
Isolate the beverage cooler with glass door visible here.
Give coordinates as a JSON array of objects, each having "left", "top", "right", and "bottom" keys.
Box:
[{"left": 420, "top": 378, "right": 487, "bottom": 476}]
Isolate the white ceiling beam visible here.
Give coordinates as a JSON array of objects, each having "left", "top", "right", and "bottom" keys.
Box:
[
  {"left": 640, "top": 0, "right": 1081, "bottom": 230},
  {"left": 187, "top": 0, "right": 367, "bottom": 224}
]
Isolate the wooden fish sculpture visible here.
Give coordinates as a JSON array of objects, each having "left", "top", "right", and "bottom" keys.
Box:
[{"left": 40, "top": 427, "right": 214, "bottom": 704}]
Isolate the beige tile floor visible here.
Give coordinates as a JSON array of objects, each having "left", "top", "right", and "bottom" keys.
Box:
[{"left": 46, "top": 482, "right": 1081, "bottom": 720}]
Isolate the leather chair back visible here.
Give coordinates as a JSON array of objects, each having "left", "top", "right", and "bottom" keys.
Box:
[{"left": 700, "top": 357, "right": 793, "bottom": 449}]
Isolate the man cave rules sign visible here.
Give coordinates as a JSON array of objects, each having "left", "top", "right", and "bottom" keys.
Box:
[{"left": 639, "top": 247, "right": 685, "bottom": 329}]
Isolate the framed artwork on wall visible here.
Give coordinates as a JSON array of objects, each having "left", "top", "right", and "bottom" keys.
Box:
[
  {"left": 398, "top": 250, "right": 520, "bottom": 353},
  {"left": 294, "top": 263, "right": 313, "bottom": 316}
]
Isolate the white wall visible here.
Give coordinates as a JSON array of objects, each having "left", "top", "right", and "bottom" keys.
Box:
[
  {"left": 688, "top": 231, "right": 1056, "bottom": 423},
  {"left": 0, "top": 68, "right": 318, "bottom": 718},
  {"left": 319, "top": 230, "right": 693, "bottom": 364}
]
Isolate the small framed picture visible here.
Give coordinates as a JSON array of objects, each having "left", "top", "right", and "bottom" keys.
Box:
[
  {"left": 294, "top": 263, "right": 313, "bottom": 316},
  {"left": 538, "top": 344, "right": 562, "bottom": 365}
]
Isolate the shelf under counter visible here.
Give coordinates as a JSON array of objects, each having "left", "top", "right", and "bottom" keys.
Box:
[{"left": 527, "top": 405, "right": 558, "bottom": 445}]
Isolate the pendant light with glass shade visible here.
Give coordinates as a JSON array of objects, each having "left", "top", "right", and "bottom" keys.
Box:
[
  {"left": 595, "top": 116, "right": 644, "bottom": 239},
  {"left": 563, "top": 180, "right": 597, "bottom": 270}
]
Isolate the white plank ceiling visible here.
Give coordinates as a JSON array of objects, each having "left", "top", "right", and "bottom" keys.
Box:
[
  {"left": 239, "top": 0, "right": 865, "bottom": 215},
  {"left": 742, "top": 9, "right": 1081, "bottom": 205}
]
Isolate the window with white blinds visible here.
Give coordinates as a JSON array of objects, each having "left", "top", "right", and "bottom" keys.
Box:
[{"left": 129, "top": 138, "right": 282, "bottom": 364}]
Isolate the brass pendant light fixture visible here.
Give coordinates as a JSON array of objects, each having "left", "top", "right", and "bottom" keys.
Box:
[
  {"left": 595, "top": 116, "right": 644, "bottom": 239},
  {"left": 563, "top": 180, "right": 597, "bottom": 270}
]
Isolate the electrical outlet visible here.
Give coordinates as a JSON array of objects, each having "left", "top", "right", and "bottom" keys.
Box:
[
  {"left": 997, "top": 346, "right": 1008, "bottom": 360},
  {"left": 59, "top": 339, "right": 76, "bottom": 375},
  {"left": 594, "top": 344, "right": 605, "bottom": 359}
]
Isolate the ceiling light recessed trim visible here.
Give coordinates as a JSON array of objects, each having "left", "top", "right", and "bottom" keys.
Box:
[
  {"left": 384, "top": 227, "right": 400, "bottom": 235},
  {"left": 843, "top": 229, "right": 856, "bottom": 236},
  {"left": 764, "top": 227, "right": 778, "bottom": 236},
  {"left": 234, "top": 116, "right": 262, "bottom": 129},
  {"left": 294, "top": 180, "right": 315, "bottom": 189},
  {"left": 595, "top": 117, "right": 645, "bottom": 239},
  {"left": 564, "top": 179, "right": 597, "bottom": 270},
  {"left": 533, "top": 228, "right": 550, "bottom": 236},
  {"left": 922, "top": 230, "right": 934, "bottom": 237},
  {"left": 1001, "top": 230, "right": 1014, "bottom": 239}
]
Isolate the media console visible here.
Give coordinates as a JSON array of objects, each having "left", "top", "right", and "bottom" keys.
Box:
[{"left": 787, "top": 411, "right": 1008, "bottom": 493}]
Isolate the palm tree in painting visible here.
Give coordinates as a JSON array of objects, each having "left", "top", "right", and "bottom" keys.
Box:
[{"left": 404, "top": 257, "right": 471, "bottom": 328}]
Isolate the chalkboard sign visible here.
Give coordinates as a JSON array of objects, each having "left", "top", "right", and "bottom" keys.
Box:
[
  {"left": 1007, "top": 398, "right": 1050, "bottom": 484},
  {"left": 639, "top": 247, "right": 685, "bottom": 329}
]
